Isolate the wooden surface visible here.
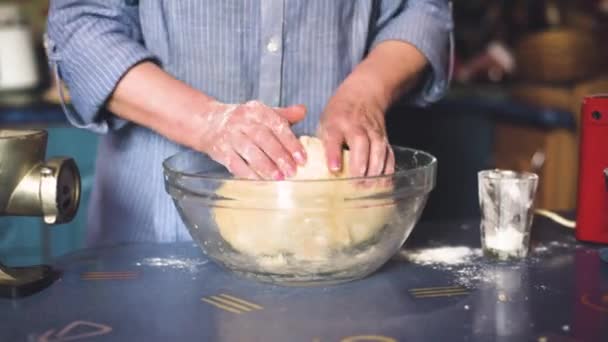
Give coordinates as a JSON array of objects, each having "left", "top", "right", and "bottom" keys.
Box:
[
  {"left": 494, "top": 124, "right": 578, "bottom": 210},
  {"left": 496, "top": 76, "right": 608, "bottom": 210},
  {"left": 514, "top": 29, "right": 605, "bottom": 83}
]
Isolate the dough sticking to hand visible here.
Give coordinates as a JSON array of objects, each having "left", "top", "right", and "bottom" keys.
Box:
[{"left": 213, "top": 136, "right": 395, "bottom": 264}]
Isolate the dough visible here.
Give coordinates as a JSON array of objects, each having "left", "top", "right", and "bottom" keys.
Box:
[{"left": 212, "top": 136, "right": 395, "bottom": 262}]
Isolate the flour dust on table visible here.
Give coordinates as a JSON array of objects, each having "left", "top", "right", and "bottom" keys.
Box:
[
  {"left": 400, "top": 246, "right": 482, "bottom": 266},
  {"left": 399, "top": 239, "right": 575, "bottom": 288}
]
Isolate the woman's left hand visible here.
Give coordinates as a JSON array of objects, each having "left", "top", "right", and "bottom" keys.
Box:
[{"left": 318, "top": 74, "right": 395, "bottom": 178}]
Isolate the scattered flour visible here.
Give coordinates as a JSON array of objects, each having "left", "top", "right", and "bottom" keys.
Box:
[
  {"left": 453, "top": 265, "right": 493, "bottom": 287},
  {"left": 549, "top": 241, "right": 572, "bottom": 248},
  {"left": 401, "top": 246, "right": 482, "bottom": 266},
  {"left": 135, "top": 256, "right": 208, "bottom": 273},
  {"left": 401, "top": 239, "right": 570, "bottom": 288},
  {"left": 400, "top": 246, "right": 487, "bottom": 287}
]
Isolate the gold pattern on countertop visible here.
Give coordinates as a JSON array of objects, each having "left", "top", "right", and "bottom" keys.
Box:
[
  {"left": 409, "top": 285, "right": 470, "bottom": 298},
  {"left": 201, "top": 293, "right": 264, "bottom": 314},
  {"left": 341, "top": 336, "right": 397, "bottom": 342},
  {"left": 313, "top": 336, "right": 397, "bottom": 342}
]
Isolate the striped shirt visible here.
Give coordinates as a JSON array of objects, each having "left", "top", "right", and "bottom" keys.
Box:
[{"left": 46, "top": 0, "right": 453, "bottom": 245}]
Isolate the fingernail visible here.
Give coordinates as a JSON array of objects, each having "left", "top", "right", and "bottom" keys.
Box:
[
  {"left": 284, "top": 165, "right": 295, "bottom": 178},
  {"left": 330, "top": 160, "right": 340, "bottom": 171},
  {"left": 273, "top": 170, "right": 285, "bottom": 181},
  {"left": 277, "top": 158, "right": 295, "bottom": 178},
  {"left": 294, "top": 151, "right": 306, "bottom": 165}
]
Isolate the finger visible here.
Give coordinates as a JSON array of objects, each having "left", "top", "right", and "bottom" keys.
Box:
[
  {"left": 207, "top": 143, "right": 259, "bottom": 180},
  {"left": 233, "top": 132, "right": 284, "bottom": 180},
  {"left": 320, "top": 128, "right": 344, "bottom": 173},
  {"left": 344, "top": 128, "right": 370, "bottom": 177},
  {"left": 380, "top": 147, "right": 396, "bottom": 188},
  {"left": 367, "top": 134, "right": 388, "bottom": 177},
  {"left": 267, "top": 111, "right": 307, "bottom": 166},
  {"left": 243, "top": 124, "right": 297, "bottom": 178},
  {"left": 275, "top": 104, "right": 307, "bottom": 124},
  {"left": 384, "top": 146, "right": 396, "bottom": 175},
  {"left": 224, "top": 150, "right": 259, "bottom": 180}
]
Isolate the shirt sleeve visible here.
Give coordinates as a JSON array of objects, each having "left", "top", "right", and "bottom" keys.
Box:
[
  {"left": 46, "top": 0, "right": 158, "bottom": 133},
  {"left": 371, "top": 0, "right": 453, "bottom": 106}
]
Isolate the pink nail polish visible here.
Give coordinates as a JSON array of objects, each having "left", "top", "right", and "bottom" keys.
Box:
[
  {"left": 277, "top": 158, "right": 295, "bottom": 178},
  {"left": 330, "top": 160, "right": 340, "bottom": 171},
  {"left": 285, "top": 166, "right": 296, "bottom": 178},
  {"left": 294, "top": 151, "right": 305, "bottom": 165},
  {"left": 273, "top": 171, "right": 285, "bottom": 180}
]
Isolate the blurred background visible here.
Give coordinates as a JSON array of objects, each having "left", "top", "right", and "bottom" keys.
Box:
[{"left": 0, "top": 0, "right": 607, "bottom": 264}]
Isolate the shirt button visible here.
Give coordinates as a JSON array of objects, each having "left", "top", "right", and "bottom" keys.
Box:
[{"left": 266, "top": 37, "right": 280, "bottom": 53}]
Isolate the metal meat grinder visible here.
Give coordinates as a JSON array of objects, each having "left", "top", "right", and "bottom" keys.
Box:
[{"left": 0, "top": 129, "right": 80, "bottom": 298}]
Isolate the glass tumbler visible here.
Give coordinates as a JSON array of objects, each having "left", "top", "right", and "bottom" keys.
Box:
[{"left": 478, "top": 169, "right": 539, "bottom": 260}]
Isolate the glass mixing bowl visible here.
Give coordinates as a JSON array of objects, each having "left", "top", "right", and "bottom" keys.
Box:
[{"left": 163, "top": 146, "right": 436, "bottom": 286}]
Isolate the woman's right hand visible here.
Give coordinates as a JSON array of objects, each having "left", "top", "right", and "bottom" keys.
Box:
[
  {"left": 105, "top": 62, "right": 306, "bottom": 180},
  {"left": 195, "top": 100, "right": 307, "bottom": 180}
]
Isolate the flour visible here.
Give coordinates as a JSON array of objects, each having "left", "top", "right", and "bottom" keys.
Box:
[
  {"left": 533, "top": 240, "right": 572, "bottom": 254},
  {"left": 135, "top": 256, "right": 208, "bottom": 273},
  {"left": 402, "top": 246, "right": 482, "bottom": 266},
  {"left": 401, "top": 239, "right": 565, "bottom": 288},
  {"left": 549, "top": 241, "right": 572, "bottom": 248},
  {"left": 484, "top": 228, "right": 525, "bottom": 256},
  {"left": 400, "top": 246, "right": 488, "bottom": 287},
  {"left": 453, "top": 265, "right": 491, "bottom": 287}
]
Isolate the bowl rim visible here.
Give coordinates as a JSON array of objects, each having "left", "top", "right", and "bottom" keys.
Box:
[
  {"left": 163, "top": 145, "right": 437, "bottom": 183},
  {"left": 478, "top": 169, "right": 539, "bottom": 182}
]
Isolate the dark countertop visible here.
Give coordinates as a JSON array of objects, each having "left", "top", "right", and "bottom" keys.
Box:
[
  {"left": 1, "top": 217, "right": 606, "bottom": 342},
  {"left": 393, "top": 84, "right": 577, "bottom": 131},
  {"left": 0, "top": 93, "right": 66, "bottom": 126}
]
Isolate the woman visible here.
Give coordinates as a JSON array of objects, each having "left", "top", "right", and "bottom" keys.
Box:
[{"left": 46, "top": 0, "right": 453, "bottom": 245}]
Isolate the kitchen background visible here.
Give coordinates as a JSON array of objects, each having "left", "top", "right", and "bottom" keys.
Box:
[{"left": 0, "top": 0, "right": 607, "bottom": 264}]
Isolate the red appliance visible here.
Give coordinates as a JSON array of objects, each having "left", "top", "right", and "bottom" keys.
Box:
[{"left": 576, "top": 95, "right": 608, "bottom": 244}]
